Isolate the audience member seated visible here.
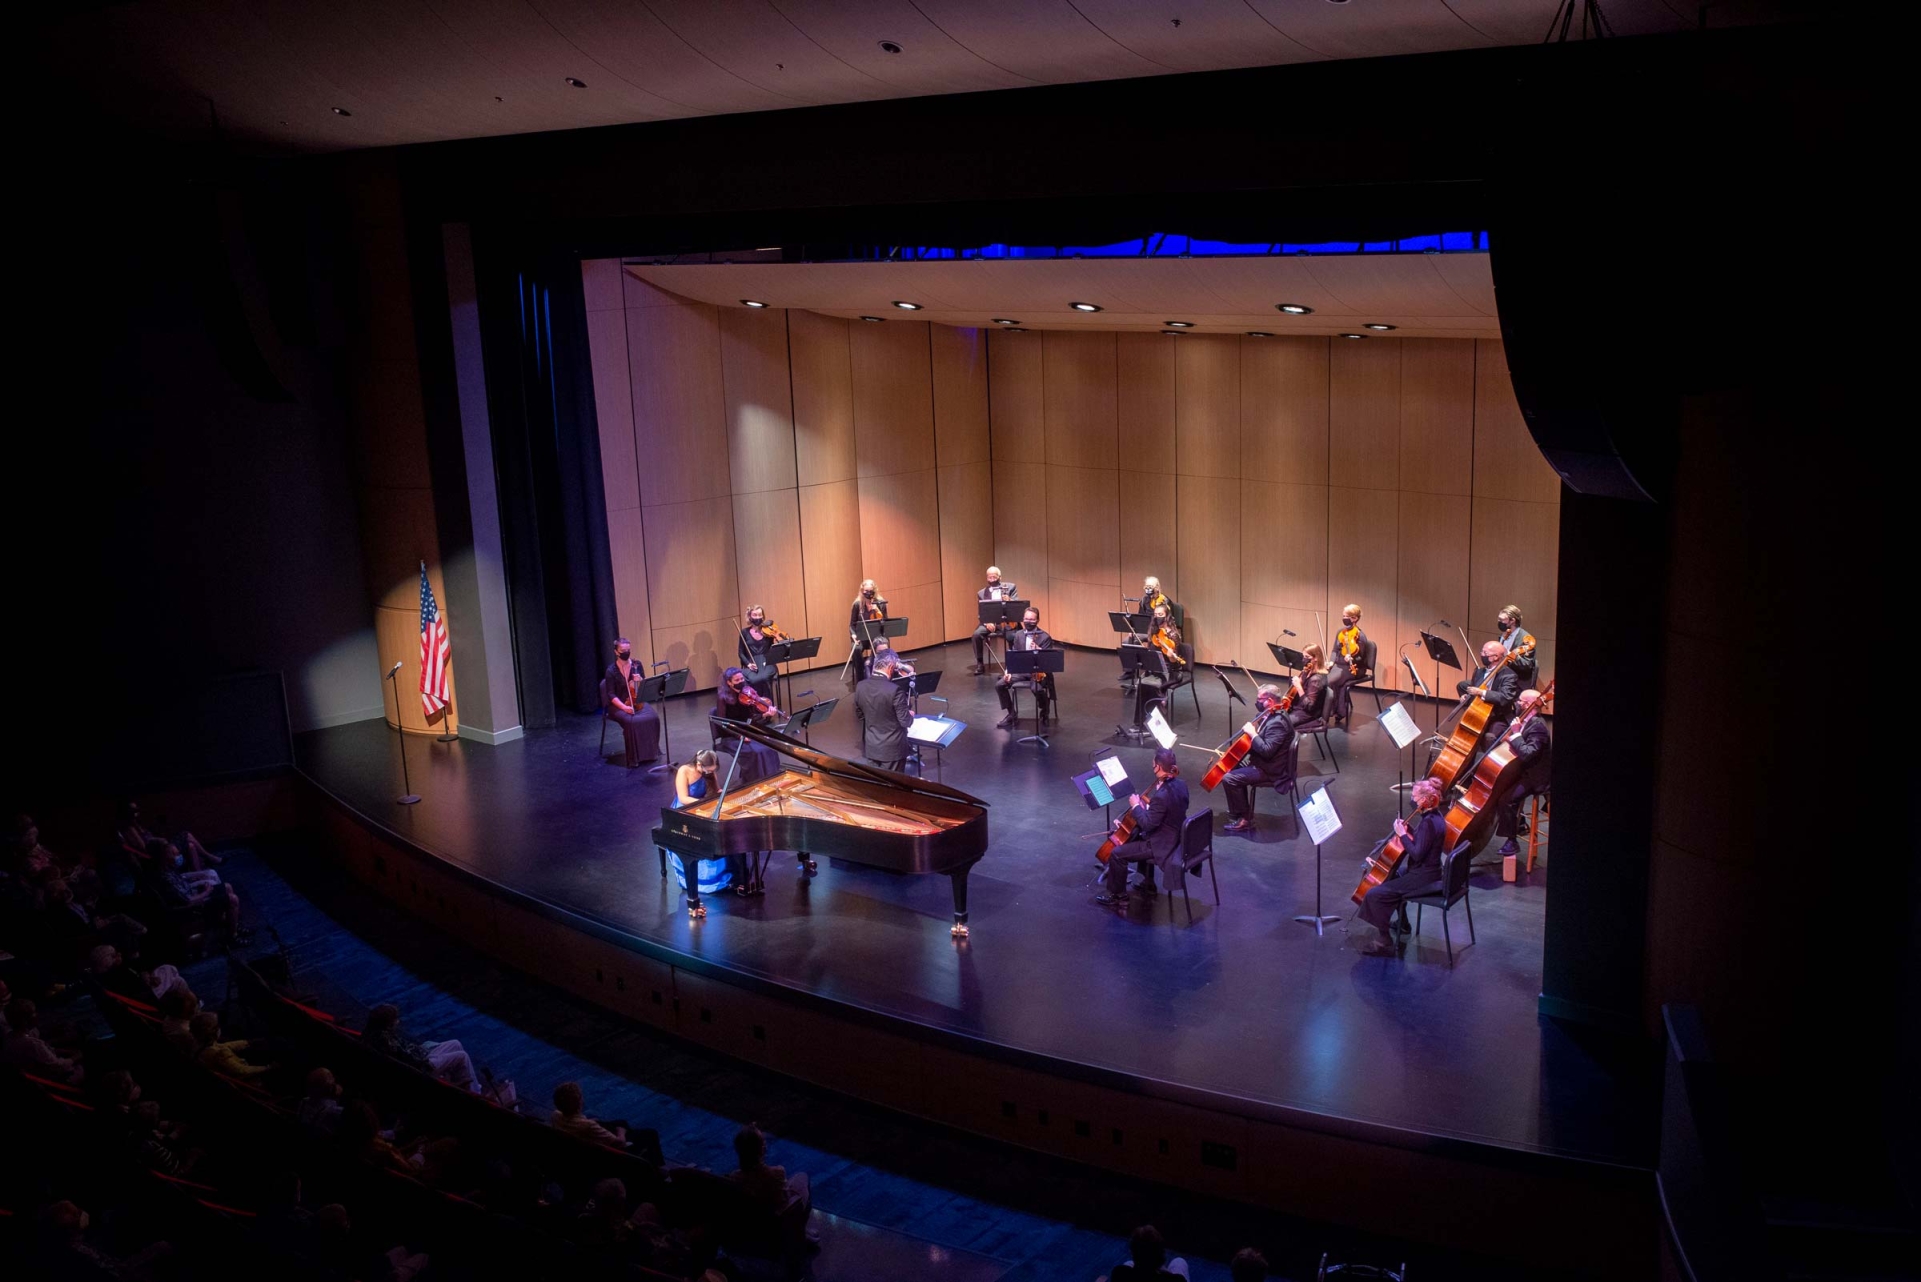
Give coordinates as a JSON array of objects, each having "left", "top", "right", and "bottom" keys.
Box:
[
  {"left": 3, "top": 997, "right": 83, "bottom": 1083},
  {"left": 311, "top": 1201, "right": 430, "bottom": 1282},
  {"left": 338, "top": 1099, "right": 458, "bottom": 1185},
  {"left": 550, "top": 1079, "right": 630, "bottom": 1147},
  {"left": 729, "top": 1121, "right": 812, "bottom": 1220},
  {"left": 573, "top": 1177, "right": 687, "bottom": 1270},
  {"left": 1230, "top": 1247, "right": 1271, "bottom": 1282},
  {"left": 1104, "top": 1224, "right": 1192, "bottom": 1281},
  {"left": 189, "top": 1010, "right": 273, "bottom": 1079},
  {"left": 144, "top": 838, "right": 250, "bottom": 944},
  {"left": 158, "top": 986, "right": 200, "bottom": 1056},
  {"left": 126, "top": 1096, "right": 204, "bottom": 1177},
  {"left": 364, "top": 1002, "right": 479, "bottom": 1092},
  {"left": 299, "top": 1066, "right": 346, "bottom": 1137},
  {"left": 117, "top": 798, "right": 224, "bottom": 869},
  {"left": 35, "top": 1199, "right": 173, "bottom": 1282},
  {"left": 88, "top": 943, "right": 190, "bottom": 1007}
]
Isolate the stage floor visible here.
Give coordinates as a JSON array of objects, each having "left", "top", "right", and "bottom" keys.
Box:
[{"left": 295, "top": 642, "right": 1652, "bottom": 1169}]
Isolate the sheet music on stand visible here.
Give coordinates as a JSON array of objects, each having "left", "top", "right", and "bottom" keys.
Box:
[
  {"left": 1379, "top": 701, "right": 1422, "bottom": 750},
  {"left": 1073, "top": 760, "right": 1132, "bottom": 810},
  {"left": 907, "top": 716, "right": 964, "bottom": 747},
  {"left": 1297, "top": 787, "right": 1343, "bottom": 846},
  {"left": 1145, "top": 706, "right": 1178, "bottom": 750}
]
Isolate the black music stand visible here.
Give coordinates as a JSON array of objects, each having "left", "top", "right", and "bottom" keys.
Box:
[
  {"left": 634, "top": 667, "right": 690, "bottom": 775},
  {"left": 764, "top": 635, "right": 821, "bottom": 710},
  {"left": 844, "top": 616, "right": 909, "bottom": 679},
  {"left": 975, "top": 598, "right": 1027, "bottom": 674},
  {"left": 1115, "top": 644, "right": 1163, "bottom": 740},
  {"left": 908, "top": 712, "right": 965, "bottom": 782},
  {"left": 1108, "top": 610, "right": 1154, "bottom": 688},
  {"left": 892, "top": 669, "right": 943, "bottom": 770},
  {"left": 1267, "top": 642, "right": 1307, "bottom": 675},
  {"left": 1418, "top": 631, "right": 1463, "bottom": 731},
  {"left": 1211, "top": 665, "right": 1247, "bottom": 739},
  {"left": 1004, "top": 648, "right": 1063, "bottom": 747},
  {"left": 782, "top": 695, "right": 838, "bottom": 745}
]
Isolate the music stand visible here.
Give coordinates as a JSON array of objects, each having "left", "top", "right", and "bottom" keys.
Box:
[
  {"left": 893, "top": 669, "right": 943, "bottom": 769},
  {"left": 1113, "top": 645, "right": 1161, "bottom": 740},
  {"left": 1004, "top": 648, "right": 1063, "bottom": 747},
  {"left": 1418, "top": 631, "right": 1463, "bottom": 731},
  {"left": 1211, "top": 665, "right": 1247, "bottom": 739},
  {"left": 764, "top": 635, "right": 821, "bottom": 710},
  {"left": 1267, "top": 642, "right": 1307, "bottom": 674},
  {"left": 843, "top": 614, "right": 908, "bottom": 680},
  {"left": 634, "top": 667, "right": 690, "bottom": 775},
  {"left": 975, "top": 598, "right": 1027, "bottom": 674},
  {"left": 908, "top": 713, "right": 965, "bottom": 782}
]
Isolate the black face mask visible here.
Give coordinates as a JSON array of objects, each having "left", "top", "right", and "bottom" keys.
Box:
[
  {"left": 1497, "top": 619, "right": 1511, "bottom": 632},
  {"left": 616, "top": 651, "right": 631, "bottom": 662},
  {"left": 1023, "top": 621, "right": 1037, "bottom": 631},
  {"left": 1341, "top": 618, "right": 1355, "bottom": 628}
]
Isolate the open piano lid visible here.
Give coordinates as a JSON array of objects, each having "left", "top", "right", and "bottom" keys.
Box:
[{"left": 732, "top": 721, "right": 989, "bottom": 808}]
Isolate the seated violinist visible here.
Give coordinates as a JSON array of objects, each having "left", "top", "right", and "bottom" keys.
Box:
[
  {"left": 1147, "top": 605, "right": 1188, "bottom": 678},
  {"left": 603, "top": 638, "right": 662, "bottom": 769},
  {"left": 1495, "top": 689, "right": 1551, "bottom": 857},
  {"left": 1327, "top": 603, "right": 1370, "bottom": 727},
  {"left": 1496, "top": 605, "right": 1539, "bottom": 685},
  {"left": 715, "top": 667, "right": 782, "bottom": 784},
  {"left": 1356, "top": 777, "right": 1449, "bottom": 956},
  {"left": 970, "top": 566, "right": 1016, "bottom": 674},
  {"left": 1220, "top": 686, "right": 1295, "bottom": 835},
  {"left": 1141, "top": 576, "right": 1173, "bottom": 620},
  {"left": 996, "top": 608, "right": 1055, "bottom": 728},
  {"left": 1457, "top": 641, "right": 1520, "bottom": 741},
  {"left": 738, "top": 606, "right": 780, "bottom": 699},
  {"left": 1286, "top": 646, "right": 1330, "bottom": 728}
]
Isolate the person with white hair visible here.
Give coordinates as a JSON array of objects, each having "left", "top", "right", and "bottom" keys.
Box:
[{"left": 970, "top": 566, "right": 1017, "bottom": 674}]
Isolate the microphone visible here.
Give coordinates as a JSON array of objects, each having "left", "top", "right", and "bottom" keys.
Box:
[
  {"left": 1122, "top": 595, "right": 1141, "bottom": 603},
  {"left": 387, "top": 661, "right": 404, "bottom": 678},
  {"left": 652, "top": 660, "right": 668, "bottom": 670},
  {"left": 1439, "top": 620, "right": 1453, "bottom": 629},
  {"left": 1281, "top": 629, "right": 1297, "bottom": 637}
]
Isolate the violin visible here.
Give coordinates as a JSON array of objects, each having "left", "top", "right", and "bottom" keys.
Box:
[
  {"left": 1427, "top": 638, "right": 1536, "bottom": 791},
  {"left": 762, "top": 622, "right": 790, "bottom": 642},
  {"left": 1201, "top": 661, "right": 1263, "bottom": 791},
  {"left": 1149, "top": 626, "right": 1186, "bottom": 667},
  {"left": 736, "top": 684, "right": 785, "bottom": 721},
  {"left": 863, "top": 595, "right": 885, "bottom": 622}
]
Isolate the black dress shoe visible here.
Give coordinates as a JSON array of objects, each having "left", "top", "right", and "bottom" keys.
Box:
[
  {"left": 996, "top": 713, "right": 1016, "bottom": 729},
  {"left": 1360, "top": 939, "right": 1400, "bottom": 958},
  {"left": 1094, "top": 892, "right": 1127, "bottom": 907},
  {"left": 1222, "top": 818, "right": 1251, "bottom": 834}
]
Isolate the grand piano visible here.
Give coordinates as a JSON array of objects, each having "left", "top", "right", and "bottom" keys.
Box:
[{"left": 651, "top": 722, "right": 990, "bottom": 936}]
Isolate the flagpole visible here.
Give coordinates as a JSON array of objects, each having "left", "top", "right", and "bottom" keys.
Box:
[{"left": 436, "top": 687, "right": 458, "bottom": 743}]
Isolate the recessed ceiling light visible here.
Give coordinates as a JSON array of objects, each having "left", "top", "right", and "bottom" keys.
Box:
[
  {"left": 1245, "top": 331, "right": 1274, "bottom": 338},
  {"left": 1339, "top": 333, "right": 1367, "bottom": 340},
  {"left": 1364, "top": 323, "right": 1396, "bottom": 331},
  {"left": 1001, "top": 327, "right": 1029, "bottom": 333},
  {"left": 740, "top": 299, "right": 769, "bottom": 309},
  {"left": 878, "top": 40, "right": 903, "bottom": 54},
  {"left": 1069, "top": 301, "right": 1102, "bottom": 312},
  {"left": 858, "top": 315, "right": 884, "bottom": 323},
  {"left": 992, "top": 318, "right": 1019, "bottom": 326},
  {"left": 566, "top": 77, "right": 587, "bottom": 88},
  {"left": 1160, "top": 330, "right": 1187, "bottom": 336},
  {"left": 1276, "top": 303, "right": 1313, "bottom": 315},
  {"left": 892, "top": 300, "right": 922, "bottom": 310},
  {"left": 1164, "top": 320, "right": 1194, "bottom": 328},
  {"left": 332, "top": 107, "right": 352, "bottom": 116}
]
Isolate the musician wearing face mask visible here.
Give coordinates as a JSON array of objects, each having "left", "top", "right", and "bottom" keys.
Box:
[
  {"left": 1456, "top": 641, "right": 1521, "bottom": 742},
  {"left": 1287, "top": 645, "right": 1331, "bottom": 728},
  {"left": 1095, "top": 748, "right": 1190, "bottom": 907},
  {"left": 1326, "top": 603, "right": 1370, "bottom": 728},
  {"left": 970, "top": 566, "right": 1016, "bottom": 674},
  {"left": 1140, "top": 576, "right": 1172, "bottom": 619},
  {"left": 855, "top": 648, "right": 916, "bottom": 774},
  {"left": 849, "top": 579, "right": 887, "bottom": 676},
  {"left": 1221, "top": 686, "right": 1296, "bottom": 835},
  {"left": 1495, "top": 605, "right": 1538, "bottom": 685},
  {"left": 715, "top": 667, "right": 782, "bottom": 783},
  {"left": 737, "top": 606, "right": 780, "bottom": 699},
  {"left": 996, "top": 607, "right": 1054, "bottom": 728},
  {"left": 603, "top": 638, "right": 662, "bottom": 768},
  {"left": 1494, "top": 688, "right": 1551, "bottom": 857},
  {"left": 1357, "top": 777, "right": 1449, "bottom": 956}
]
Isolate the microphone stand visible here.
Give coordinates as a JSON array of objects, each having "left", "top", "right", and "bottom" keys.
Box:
[{"left": 387, "top": 664, "right": 421, "bottom": 805}]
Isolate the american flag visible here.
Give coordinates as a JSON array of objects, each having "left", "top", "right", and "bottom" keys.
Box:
[{"left": 417, "top": 562, "right": 450, "bottom": 720}]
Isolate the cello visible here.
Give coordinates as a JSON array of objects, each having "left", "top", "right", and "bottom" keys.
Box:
[
  {"left": 1094, "top": 809, "right": 1139, "bottom": 865},
  {"left": 1427, "top": 637, "right": 1535, "bottom": 790},
  {"left": 1201, "top": 661, "right": 1267, "bottom": 791},
  {"left": 1351, "top": 786, "right": 1443, "bottom": 906},
  {"left": 1437, "top": 680, "right": 1554, "bottom": 854}
]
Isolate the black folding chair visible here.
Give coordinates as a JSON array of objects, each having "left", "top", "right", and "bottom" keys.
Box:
[
  {"left": 1407, "top": 845, "right": 1477, "bottom": 966},
  {"left": 1172, "top": 808, "right": 1220, "bottom": 924}
]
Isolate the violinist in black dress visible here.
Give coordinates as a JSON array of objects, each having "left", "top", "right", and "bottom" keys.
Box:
[
  {"left": 737, "top": 605, "right": 779, "bottom": 700},
  {"left": 603, "top": 638, "right": 661, "bottom": 768}
]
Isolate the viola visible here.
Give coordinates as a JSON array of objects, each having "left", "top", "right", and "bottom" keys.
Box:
[
  {"left": 1094, "top": 808, "right": 1140, "bottom": 865},
  {"left": 762, "top": 622, "right": 790, "bottom": 642},
  {"left": 1427, "top": 638, "right": 1536, "bottom": 791},
  {"left": 1150, "top": 627, "right": 1186, "bottom": 667},
  {"left": 1437, "top": 680, "right": 1555, "bottom": 855}
]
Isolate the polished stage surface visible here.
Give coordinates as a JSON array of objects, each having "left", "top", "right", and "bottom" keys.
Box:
[{"left": 296, "top": 643, "right": 1652, "bottom": 1170}]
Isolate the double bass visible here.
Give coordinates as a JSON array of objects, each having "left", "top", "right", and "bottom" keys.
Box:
[
  {"left": 1201, "top": 661, "right": 1266, "bottom": 791},
  {"left": 1427, "top": 638, "right": 1535, "bottom": 790},
  {"left": 1437, "top": 680, "right": 1554, "bottom": 854}
]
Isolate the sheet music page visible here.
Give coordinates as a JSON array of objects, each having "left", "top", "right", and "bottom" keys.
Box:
[
  {"left": 1095, "top": 756, "right": 1130, "bottom": 788},
  {"left": 1379, "top": 701, "right": 1422, "bottom": 750},
  {"left": 989, "top": 587, "right": 1002, "bottom": 601},
  {"left": 1146, "top": 707, "right": 1177, "bottom": 749},
  {"left": 908, "top": 716, "right": 947, "bottom": 743},
  {"left": 1297, "top": 787, "right": 1343, "bottom": 846},
  {"left": 1087, "top": 775, "right": 1114, "bottom": 806}
]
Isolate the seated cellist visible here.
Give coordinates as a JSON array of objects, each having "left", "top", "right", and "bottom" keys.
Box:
[
  {"left": 1221, "top": 686, "right": 1295, "bottom": 836},
  {"left": 1356, "top": 777, "right": 1449, "bottom": 956}
]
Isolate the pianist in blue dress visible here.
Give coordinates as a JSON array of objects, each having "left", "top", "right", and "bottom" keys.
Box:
[{"left": 668, "top": 749, "right": 731, "bottom": 911}]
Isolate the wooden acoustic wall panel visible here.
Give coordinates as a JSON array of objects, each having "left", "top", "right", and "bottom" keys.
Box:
[
  {"left": 874, "top": 581, "right": 945, "bottom": 658},
  {"left": 1467, "top": 497, "right": 1560, "bottom": 690},
  {"left": 1116, "top": 333, "right": 1177, "bottom": 476},
  {"left": 1176, "top": 475, "right": 1242, "bottom": 664},
  {"left": 375, "top": 603, "right": 458, "bottom": 734},
  {"left": 585, "top": 304, "right": 641, "bottom": 516},
  {"left": 931, "top": 325, "right": 991, "bottom": 467},
  {"left": 1395, "top": 492, "right": 1471, "bottom": 697},
  {"left": 938, "top": 461, "right": 995, "bottom": 643},
  {"left": 851, "top": 318, "right": 935, "bottom": 478},
  {"left": 732, "top": 489, "right": 807, "bottom": 645},
  {"left": 718, "top": 305, "right": 797, "bottom": 496},
  {"left": 1325, "top": 487, "right": 1397, "bottom": 687},
  {"left": 993, "top": 461, "right": 1049, "bottom": 622},
  {"left": 651, "top": 619, "right": 734, "bottom": 692},
  {"left": 1042, "top": 330, "right": 1118, "bottom": 468},
  {"left": 859, "top": 468, "right": 942, "bottom": 594},
  {"left": 1118, "top": 469, "right": 1177, "bottom": 607},
  {"left": 1174, "top": 335, "right": 1240, "bottom": 479},
  {"left": 988, "top": 331, "right": 1044, "bottom": 464},
  {"left": 642, "top": 496, "right": 739, "bottom": 630},
  {"left": 1328, "top": 339, "right": 1401, "bottom": 491},
  {"left": 348, "top": 360, "right": 433, "bottom": 490},
  {"left": 1471, "top": 340, "right": 1561, "bottom": 504},
  {"left": 1398, "top": 338, "right": 1475, "bottom": 497},
  {"left": 1240, "top": 336, "right": 1329, "bottom": 484},
  {"left": 1241, "top": 481, "right": 1328, "bottom": 610},
  {"left": 798, "top": 480, "right": 863, "bottom": 672},
  {"left": 605, "top": 506, "right": 655, "bottom": 671},
  {"left": 1045, "top": 464, "right": 1121, "bottom": 647},
  {"left": 359, "top": 485, "right": 444, "bottom": 613},
  {"left": 788, "top": 310, "right": 856, "bottom": 487},
  {"left": 627, "top": 297, "right": 732, "bottom": 506}
]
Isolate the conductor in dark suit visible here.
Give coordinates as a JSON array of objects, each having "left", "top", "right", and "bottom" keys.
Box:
[
  {"left": 1096, "top": 749, "right": 1190, "bottom": 905},
  {"left": 1358, "top": 777, "right": 1449, "bottom": 955},
  {"left": 1495, "top": 689, "right": 1551, "bottom": 856},
  {"left": 855, "top": 648, "right": 914, "bottom": 774},
  {"left": 1220, "top": 686, "right": 1296, "bottom": 835},
  {"left": 1456, "top": 641, "right": 1521, "bottom": 740}
]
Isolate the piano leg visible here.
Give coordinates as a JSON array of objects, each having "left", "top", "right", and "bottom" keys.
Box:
[
  {"left": 949, "top": 867, "right": 971, "bottom": 938},
  {"left": 796, "top": 850, "right": 817, "bottom": 876}
]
